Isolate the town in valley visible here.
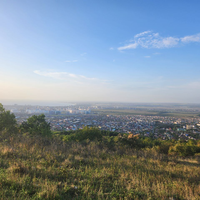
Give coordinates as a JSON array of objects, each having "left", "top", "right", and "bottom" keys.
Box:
[{"left": 4, "top": 102, "right": 200, "bottom": 140}]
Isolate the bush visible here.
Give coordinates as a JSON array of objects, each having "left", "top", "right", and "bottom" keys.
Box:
[
  {"left": 63, "top": 126, "right": 102, "bottom": 142},
  {"left": 157, "top": 143, "right": 171, "bottom": 154},
  {"left": 169, "top": 144, "right": 196, "bottom": 157}
]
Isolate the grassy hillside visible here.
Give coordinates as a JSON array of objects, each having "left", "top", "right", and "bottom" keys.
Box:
[{"left": 0, "top": 131, "right": 200, "bottom": 199}]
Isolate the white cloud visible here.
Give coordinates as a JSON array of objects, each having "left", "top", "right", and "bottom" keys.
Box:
[
  {"left": 118, "top": 31, "right": 200, "bottom": 50},
  {"left": 134, "top": 30, "right": 151, "bottom": 38},
  {"left": 181, "top": 33, "right": 200, "bottom": 43},
  {"left": 118, "top": 43, "right": 138, "bottom": 50},
  {"left": 160, "top": 37, "right": 179, "bottom": 48},
  {"left": 33, "top": 70, "right": 106, "bottom": 83},
  {"left": 34, "top": 70, "right": 68, "bottom": 79},
  {"left": 79, "top": 75, "right": 97, "bottom": 81},
  {"left": 153, "top": 52, "right": 161, "bottom": 55},
  {"left": 109, "top": 47, "right": 114, "bottom": 50},
  {"left": 65, "top": 60, "right": 78, "bottom": 63},
  {"left": 68, "top": 73, "right": 78, "bottom": 78}
]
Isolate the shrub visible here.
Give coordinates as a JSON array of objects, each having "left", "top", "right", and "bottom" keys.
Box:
[
  {"left": 63, "top": 126, "right": 102, "bottom": 142},
  {"left": 169, "top": 144, "right": 196, "bottom": 157}
]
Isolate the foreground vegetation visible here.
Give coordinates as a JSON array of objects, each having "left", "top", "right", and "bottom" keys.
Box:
[
  {"left": 1, "top": 130, "right": 200, "bottom": 200},
  {"left": 1, "top": 103, "right": 200, "bottom": 199}
]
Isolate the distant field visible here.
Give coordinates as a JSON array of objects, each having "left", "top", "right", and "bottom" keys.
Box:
[{"left": 92, "top": 109, "right": 200, "bottom": 117}]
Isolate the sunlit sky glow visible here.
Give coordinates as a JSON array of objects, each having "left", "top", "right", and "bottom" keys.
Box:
[{"left": 1, "top": 0, "right": 200, "bottom": 104}]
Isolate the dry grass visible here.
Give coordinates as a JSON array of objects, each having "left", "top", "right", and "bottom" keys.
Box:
[{"left": 0, "top": 132, "right": 200, "bottom": 199}]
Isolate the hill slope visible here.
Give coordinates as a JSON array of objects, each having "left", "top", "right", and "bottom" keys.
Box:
[{"left": 0, "top": 132, "right": 200, "bottom": 199}]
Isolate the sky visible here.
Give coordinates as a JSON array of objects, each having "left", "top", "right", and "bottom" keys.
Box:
[{"left": 1, "top": 0, "right": 200, "bottom": 104}]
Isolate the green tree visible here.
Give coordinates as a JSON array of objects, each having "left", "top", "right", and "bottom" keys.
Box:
[
  {"left": 0, "top": 103, "right": 4, "bottom": 112},
  {"left": 20, "top": 114, "right": 51, "bottom": 136},
  {"left": 0, "top": 103, "right": 17, "bottom": 133}
]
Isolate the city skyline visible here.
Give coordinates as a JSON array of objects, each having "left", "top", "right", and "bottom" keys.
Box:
[{"left": 1, "top": 1, "right": 200, "bottom": 103}]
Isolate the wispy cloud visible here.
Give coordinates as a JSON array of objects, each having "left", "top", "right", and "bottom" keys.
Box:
[
  {"left": 81, "top": 53, "right": 87, "bottom": 56},
  {"left": 181, "top": 33, "right": 200, "bottom": 43},
  {"left": 34, "top": 70, "right": 72, "bottom": 79},
  {"left": 33, "top": 70, "right": 108, "bottom": 84},
  {"left": 109, "top": 47, "right": 114, "bottom": 50},
  {"left": 134, "top": 30, "right": 151, "bottom": 38},
  {"left": 118, "top": 43, "right": 138, "bottom": 50},
  {"left": 118, "top": 31, "right": 200, "bottom": 50},
  {"left": 65, "top": 60, "right": 78, "bottom": 63},
  {"left": 153, "top": 52, "right": 161, "bottom": 55}
]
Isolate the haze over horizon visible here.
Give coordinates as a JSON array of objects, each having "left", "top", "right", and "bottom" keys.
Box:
[{"left": 1, "top": 1, "right": 200, "bottom": 104}]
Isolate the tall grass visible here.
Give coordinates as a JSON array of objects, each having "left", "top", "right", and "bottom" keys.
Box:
[{"left": 0, "top": 131, "right": 200, "bottom": 199}]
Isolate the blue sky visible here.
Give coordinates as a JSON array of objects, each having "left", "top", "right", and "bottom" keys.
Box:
[{"left": 1, "top": 0, "right": 200, "bottom": 103}]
